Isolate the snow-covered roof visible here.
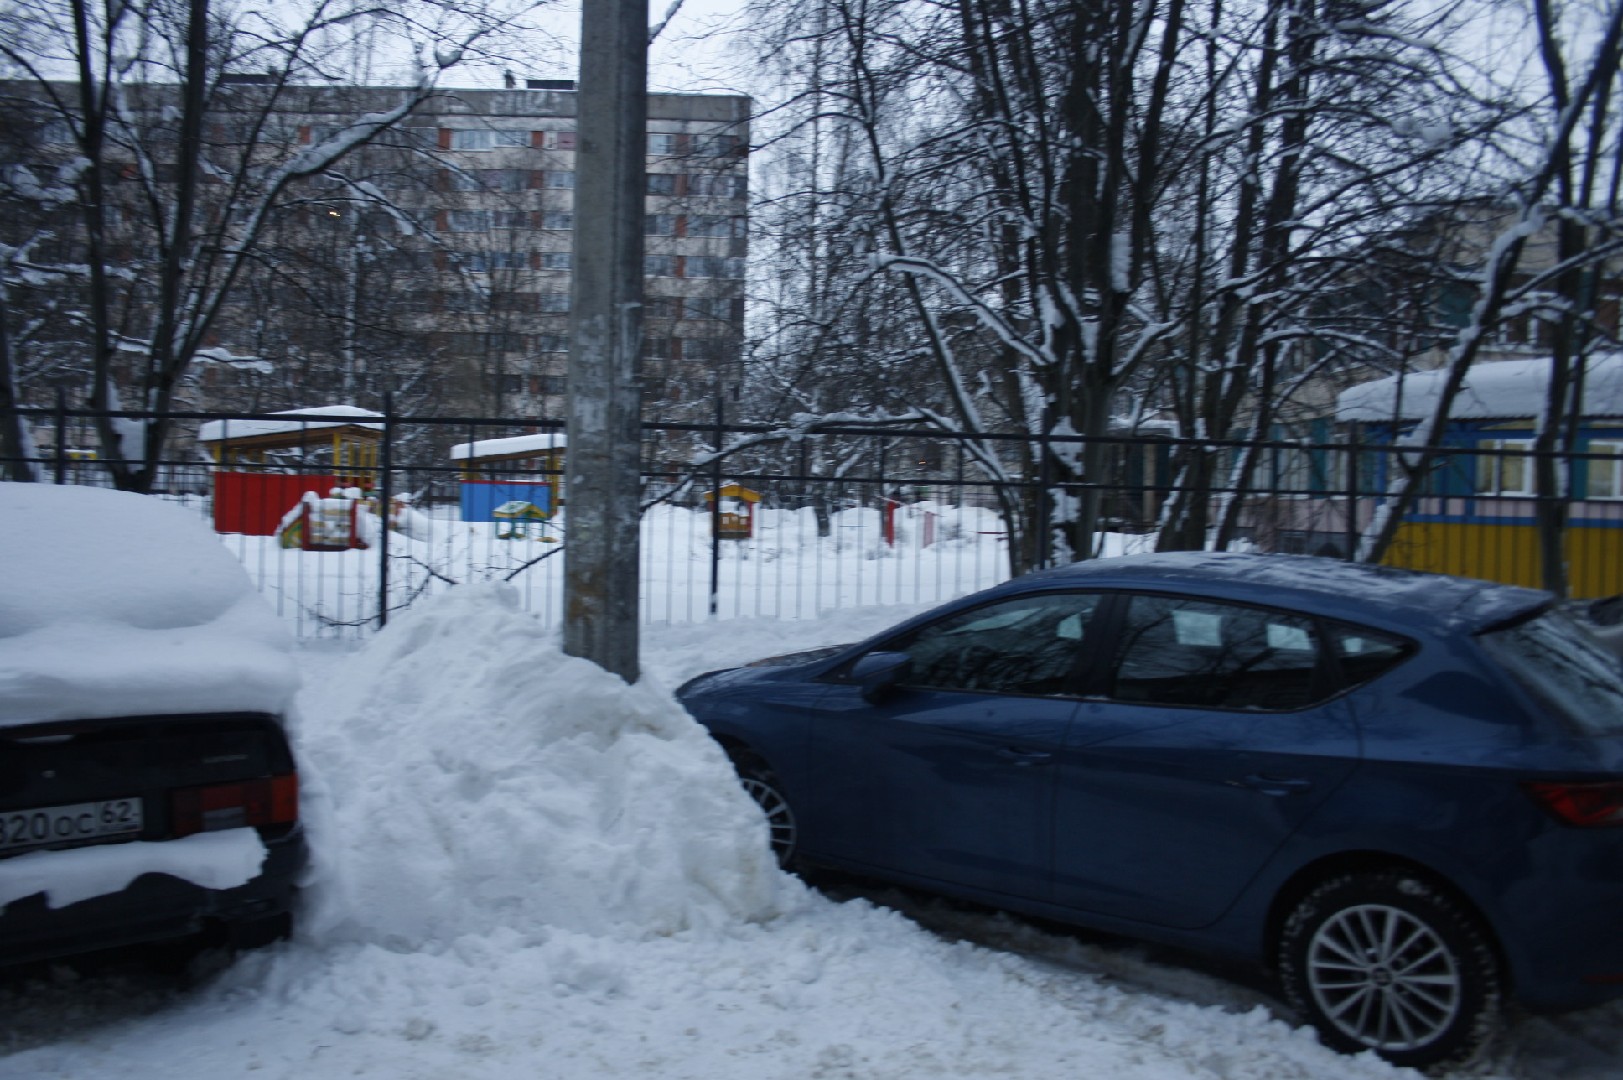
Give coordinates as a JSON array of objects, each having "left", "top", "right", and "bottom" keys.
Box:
[
  {"left": 197, "top": 405, "right": 384, "bottom": 444},
  {"left": 450, "top": 432, "right": 568, "bottom": 461},
  {"left": 1337, "top": 354, "right": 1623, "bottom": 423},
  {"left": 0, "top": 484, "right": 297, "bottom": 726}
]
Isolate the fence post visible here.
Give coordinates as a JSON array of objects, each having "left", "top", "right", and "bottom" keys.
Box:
[
  {"left": 53, "top": 386, "right": 67, "bottom": 484},
  {"left": 377, "top": 393, "right": 394, "bottom": 629},
  {"left": 709, "top": 391, "right": 723, "bottom": 617},
  {"left": 1037, "top": 415, "right": 1053, "bottom": 567},
  {"left": 1344, "top": 426, "right": 1360, "bottom": 562}
]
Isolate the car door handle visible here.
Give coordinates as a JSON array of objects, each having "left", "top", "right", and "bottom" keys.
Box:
[
  {"left": 994, "top": 747, "right": 1053, "bottom": 767},
  {"left": 1237, "top": 773, "right": 1314, "bottom": 796}
]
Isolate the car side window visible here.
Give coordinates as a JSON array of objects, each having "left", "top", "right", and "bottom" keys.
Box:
[
  {"left": 1327, "top": 623, "right": 1412, "bottom": 689},
  {"left": 887, "top": 592, "right": 1102, "bottom": 697},
  {"left": 1110, "top": 595, "right": 1323, "bottom": 711}
]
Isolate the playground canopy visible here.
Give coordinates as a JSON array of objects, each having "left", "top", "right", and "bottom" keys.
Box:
[
  {"left": 450, "top": 432, "right": 568, "bottom": 468},
  {"left": 198, "top": 406, "right": 385, "bottom": 469}
]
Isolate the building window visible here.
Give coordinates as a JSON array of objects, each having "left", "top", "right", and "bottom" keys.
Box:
[
  {"left": 684, "top": 297, "right": 738, "bottom": 321},
  {"left": 480, "top": 169, "right": 528, "bottom": 193},
  {"left": 491, "top": 210, "right": 530, "bottom": 229},
  {"left": 685, "top": 174, "right": 745, "bottom": 198},
  {"left": 445, "top": 169, "right": 481, "bottom": 191},
  {"left": 646, "top": 297, "right": 681, "bottom": 319},
  {"left": 1476, "top": 439, "right": 1535, "bottom": 496},
  {"left": 646, "top": 174, "right": 677, "bottom": 196},
  {"left": 450, "top": 128, "right": 531, "bottom": 151},
  {"left": 642, "top": 337, "right": 675, "bottom": 360},
  {"left": 1589, "top": 440, "right": 1623, "bottom": 499},
  {"left": 647, "top": 133, "right": 680, "bottom": 156},
  {"left": 487, "top": 332, "right": 529, "bottom": 352},
  {"left": 682, "top": 338, "right": 726, "bottom": 361},
  {"left": 694, "top": 134, "right": 740, "bottom": 157},
  {"left": 644, "top": 255, "right": 676, "bottom": 277},
  {"left": 542, "top": 211, "right": 574, "bottom": 230},
  {"left": 540, "top": 252, "right": 573, "bottom": 270},
  {"left": 686, "top": 215, "right": 741, "bottom": 238},
  {"left": 685, "top": 256, "right": 744, "bottom": 279},
  {"left": 646, "top": 214, "right": 676, "bottom": 236},
  {"left": 393, "top": 251, "right": 440, "bottom": 271},
  {"left": 39, "top": 119, "right": 75, "bottom": 144},
  {"left": 538, "top": 374, "right": 567, "bottom": 396},
  {"left": 469, "top": 252, "right": 528, "bottom": 272},
  {"left": 448, "top": 209, "right": 492, "bottom": 232},
  {"left": 538, "top": 334, "right": 569, "bottom": 353},
  {"left": 492, "top": 292, "right": 537, "bottom": 312},
  {"left": 545, "top": 171, "right": 576, "bottom": 189},
  {"left": 539, "top": 292, "right": 571, "bottom": 313},
  {"left": 542, "top": 129, "right": 577, "bottom": 150}
]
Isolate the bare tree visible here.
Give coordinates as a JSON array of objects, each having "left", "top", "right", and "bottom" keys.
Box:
[
  {"left": 744, "top": 0, "right": 1517, "bottom": 571},
  {"left": 0, "top": 0, "right": 546, "bottom": 488}
]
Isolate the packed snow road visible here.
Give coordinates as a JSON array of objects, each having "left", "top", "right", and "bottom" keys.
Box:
[{"left": 1, "top": 590, "right": 1619, "bottom": 1079}]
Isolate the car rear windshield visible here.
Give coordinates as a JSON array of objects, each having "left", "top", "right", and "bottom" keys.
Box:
[{"left": 1479, "top": 611, "right": 1623, "bottom": 735}]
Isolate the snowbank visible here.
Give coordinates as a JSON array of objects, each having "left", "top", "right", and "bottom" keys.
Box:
[
  {"left": 296, "top": 584, "right": 797, "bottom": 949},
  {"left": 0, "top": 484, "right": 297, "bottom": 725}
]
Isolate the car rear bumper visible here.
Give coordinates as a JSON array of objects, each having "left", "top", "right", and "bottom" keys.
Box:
[{"left": 0, "top": 825, "right": 305, "bottom": 966}]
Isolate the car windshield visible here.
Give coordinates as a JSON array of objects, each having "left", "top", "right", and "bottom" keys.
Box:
[{"left": 1479, "top": 611, "right": 1623, "bottom": 735}]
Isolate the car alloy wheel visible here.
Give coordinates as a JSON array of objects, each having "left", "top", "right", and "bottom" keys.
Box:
[
  {"left": 1279, "top": 871, "right": 1500, "bottom": 1070},
  {"left": 732, "top": 757, "right": 798, "bottom": 867}
]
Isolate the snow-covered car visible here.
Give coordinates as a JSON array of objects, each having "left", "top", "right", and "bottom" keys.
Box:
[
  {"left": 0, "top": 483, "right": 305, "bottom": 965},
  {"left": 678, "top": 552, "right": 1623, "bottom": 1070}
]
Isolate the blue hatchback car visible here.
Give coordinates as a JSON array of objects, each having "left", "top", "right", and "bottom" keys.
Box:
[{"left": 677, "top": 552, "right": 1623, "bottom": 1070}]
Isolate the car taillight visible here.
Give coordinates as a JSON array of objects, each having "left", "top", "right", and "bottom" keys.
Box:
[
  {"left": 1523, "top": 781, "right": 1623, "bottom": 827},
  {"left": 171, "top": 774, "right": 298, "bottom": 838}
]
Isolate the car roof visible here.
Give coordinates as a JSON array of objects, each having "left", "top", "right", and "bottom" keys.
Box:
[
  {"left": 1007, "top": 552, "right": 1550, "bottom": 638},
  {"left": 0, "top": 483, "right": 297, "bottom": 726}
]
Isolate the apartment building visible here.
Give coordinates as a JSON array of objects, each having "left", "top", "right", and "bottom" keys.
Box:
[
  {"left": 383, "top": 82, "right": 750, "bottom": 420},
  {"left": 2, "top": 78, "right": 750, "bottom": 423}
]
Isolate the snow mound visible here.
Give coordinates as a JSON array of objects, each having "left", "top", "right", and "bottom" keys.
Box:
[
  {"left": 298, "top": 584, "right": 799, "bottom": 951},
  {"left": 0, "top": 483, "right": 296, "bottom": 725}
]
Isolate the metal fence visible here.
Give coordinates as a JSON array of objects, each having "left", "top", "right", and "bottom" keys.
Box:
[{"left": 6, "top": 402, "right": 1622, "bottom": 637}]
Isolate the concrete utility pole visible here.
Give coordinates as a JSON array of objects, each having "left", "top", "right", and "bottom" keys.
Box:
[{"left": 564, "top": 0, "right": 647, "bottom": 681}]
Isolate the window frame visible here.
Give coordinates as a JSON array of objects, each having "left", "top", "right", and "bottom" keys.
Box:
[
  {"left": 1475, "top": 437, "right": 1535, "bottom": 497},
  {"left": 1586, "top": 439, "right": 1623, "bottom": 500},
  {"left": 838, "top": 590, "right": 1110, "bottom": 699}
]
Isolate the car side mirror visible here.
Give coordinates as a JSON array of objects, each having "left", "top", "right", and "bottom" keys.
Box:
[{"left": 849, "top": 651, "right": 912, "bottom": 703}]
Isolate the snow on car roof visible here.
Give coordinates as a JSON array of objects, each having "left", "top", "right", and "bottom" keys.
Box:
[
  {"left": 0, "top": 483, "right": 298, "bottom": 726},
  {"left": 1337, "top": 354, "right": 1623, "bottom": 423},
  {"left": 1021, "top": 551, "right": 1549, "bottom": 636}
]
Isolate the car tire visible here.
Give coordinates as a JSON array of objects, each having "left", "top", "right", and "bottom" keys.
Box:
[
  {"left": 1278, "top": 871, "right": 1501, "bottom": 1071},
  {"left": 730, "top": 753, "right": 798, "bottom": 868}
]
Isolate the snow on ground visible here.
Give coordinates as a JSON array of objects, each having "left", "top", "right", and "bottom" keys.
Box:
[{"left": 3, "top": 588, "right": 1621, "bottom": 1079}]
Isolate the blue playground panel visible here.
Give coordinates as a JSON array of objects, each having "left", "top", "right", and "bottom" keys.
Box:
[{"left": 461, "top": 480, "right": 553, "bottom": 522}]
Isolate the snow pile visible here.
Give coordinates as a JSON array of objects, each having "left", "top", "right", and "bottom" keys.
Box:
[
  {"left": 297, "top": 584, "right": 797, "bottom": 950},
  {"left": 0, "top": 483, "right": 297, "bottom": 725}
]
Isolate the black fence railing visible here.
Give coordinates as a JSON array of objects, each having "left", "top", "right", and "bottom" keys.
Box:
[{"left": 6, "top": 402, "right": 1621, "bottom": 636}]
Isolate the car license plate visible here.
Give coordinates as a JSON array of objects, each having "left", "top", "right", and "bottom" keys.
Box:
[{"left": 0, "top": 798, "right": 143, "bottom": 854}]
